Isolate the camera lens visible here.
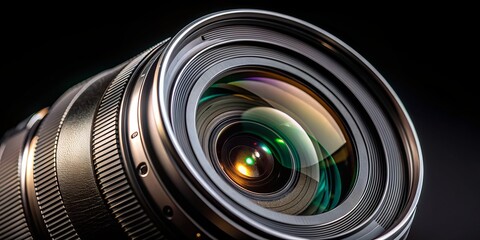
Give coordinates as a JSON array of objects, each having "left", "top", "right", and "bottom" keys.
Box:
[
  {"left": 197, "top": 70, "right": 355, "bottom": 215},
  {"left": 0, "top": 9, "right": 423, "bottom": 239}
]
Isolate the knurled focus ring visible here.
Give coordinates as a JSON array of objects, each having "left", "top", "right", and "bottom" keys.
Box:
[
  {"left": 33, "top": 83, "right": 84, "bottom": 240},
  {"left": 0, "top": 128, "right": 32, "bottom": 240},
  {"left": 92, "top": 45, "right": 164, "bottom": 239}
]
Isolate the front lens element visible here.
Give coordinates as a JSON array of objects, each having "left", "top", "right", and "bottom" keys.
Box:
[{"left": 196, "top": 70, "right": 356, "bottom": 215}]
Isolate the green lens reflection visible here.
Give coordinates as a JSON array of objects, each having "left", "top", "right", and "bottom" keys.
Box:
[{"left": 245, "top": 157, "right": 255, "bottom": 166}]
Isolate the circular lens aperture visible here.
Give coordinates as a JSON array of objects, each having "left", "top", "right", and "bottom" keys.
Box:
[
  {"left": 196, "top": 70, "right": 356, "bottom": 215},
  {"left": 214, "top": 121, "right": 294, "bottom": 195}
]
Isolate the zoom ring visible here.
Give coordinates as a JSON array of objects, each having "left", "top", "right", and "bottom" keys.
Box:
[
  {"left": 0, "top": 129, "right": 32, "bottom": 240},
  {"left": 92, "top": 47, "right": 163, "bottom": 240},
  {"left": 33, "top": 84, "right": 84, "bottom": 240}
]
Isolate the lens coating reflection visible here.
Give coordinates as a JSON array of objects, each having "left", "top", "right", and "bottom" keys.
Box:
[{"left": 197, "top": 70, "right": 356, "bottom": 215}]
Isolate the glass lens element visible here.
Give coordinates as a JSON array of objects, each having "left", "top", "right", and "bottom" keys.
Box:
[{"left": 196, "top": 70, "right": 356, "bottom": 215}]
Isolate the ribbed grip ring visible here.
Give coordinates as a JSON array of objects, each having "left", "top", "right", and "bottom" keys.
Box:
[
  {"left": 92, "top": 46, "right": 164, "bottom": 239},
  {"left": 0, "top": 130, "right": 32, "bottom": 240},
  {"left": 32, "top": 84, "right": 84, "bottom": 240}
]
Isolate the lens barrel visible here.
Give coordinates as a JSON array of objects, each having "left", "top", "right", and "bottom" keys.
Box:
[{"left": 0, "top": 9, "right": 422, "bottom": 239}]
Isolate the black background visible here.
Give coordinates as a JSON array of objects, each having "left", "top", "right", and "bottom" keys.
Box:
[{"left": 1, "top": 2, "right": 478, "bottom": 239}]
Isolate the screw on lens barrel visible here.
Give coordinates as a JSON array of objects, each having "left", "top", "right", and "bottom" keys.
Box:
[
  {"left": 163, "top": 206, "right": 173, "bottom": 220},
  {"left": 138, "top": 162, "right": 148, "bottom": 177}
]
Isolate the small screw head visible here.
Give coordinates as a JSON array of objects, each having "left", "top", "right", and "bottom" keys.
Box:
[
  {"left": 138, "top": 163, "right": 148, "bottom": 177},
  {"left": 163, "top": 206, "right": 173, "bottom": 220}
]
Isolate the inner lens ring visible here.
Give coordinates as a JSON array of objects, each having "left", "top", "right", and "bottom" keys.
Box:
[
  {"left": 197, "top": 68, "right": 353, "bottom": 215},
  {"left": 183, "top": 53, "right": 371, "bottom": 227}
]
